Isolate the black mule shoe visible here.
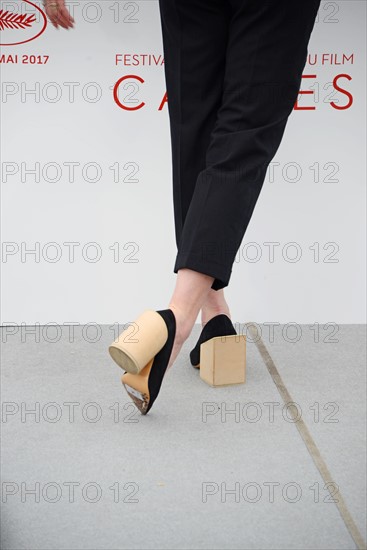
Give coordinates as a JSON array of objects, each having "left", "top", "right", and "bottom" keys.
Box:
[
  {"left": 189, "top": 314, "right": 237, "bottom": 369},
  {"left": 108, "top": 308, "right": 176, "bottom": 415}
]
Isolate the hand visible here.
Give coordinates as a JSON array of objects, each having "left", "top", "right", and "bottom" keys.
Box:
[{"left": 43, "top": 0, "right": 75, "bottom": 30}]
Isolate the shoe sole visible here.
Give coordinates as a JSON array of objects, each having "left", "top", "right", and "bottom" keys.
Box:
[{"left": 121, "top": 358, "right": 154, "bottom": 415}]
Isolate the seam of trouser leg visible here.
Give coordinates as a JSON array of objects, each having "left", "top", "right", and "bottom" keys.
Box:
[{"left": 172, "top": 0, "right": 183, "bottom": 250}]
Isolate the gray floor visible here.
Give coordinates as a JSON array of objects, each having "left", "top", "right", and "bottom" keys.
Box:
[{"left": 1, "top": 324, "right": 366, "bottom": 550}]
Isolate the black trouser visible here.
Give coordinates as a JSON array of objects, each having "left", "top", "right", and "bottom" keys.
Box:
[{"left": 158, "top": 0, "right": 321, "bottom": 290}]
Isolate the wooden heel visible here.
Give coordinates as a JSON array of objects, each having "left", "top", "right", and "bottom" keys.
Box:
[
  {"left": 108, "top": 309, "right": 168, "bottom": 374},
  {"left": 199, "top": 334, "right": 246, "bottom": 387}
]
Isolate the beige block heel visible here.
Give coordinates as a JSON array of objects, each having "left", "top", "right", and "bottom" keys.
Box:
[
  {"left": 108, "top": 309, "right": 168, "bottom": 374},
  {"left": 199, "top": 334, "right": 246, "bottom": 387}
]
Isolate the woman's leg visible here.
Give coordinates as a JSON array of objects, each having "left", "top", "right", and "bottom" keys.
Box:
[
  {"left": 171, "top": 0, "right": 321, "bottom": 293},
  {"left": 166, "top": 268, "right": 215, "bottom": 368},
  {"left": 159, "top": 0, "right": 321, "bottom": 366},
  {"left": 158, "top": 0, "right": 231, "bottom": 250},
  {"left": 158, "top": 0, "right": 234, "bottom": 331},
  {"left": 201, "top": 288, "right": 231, "bottom": 326}
]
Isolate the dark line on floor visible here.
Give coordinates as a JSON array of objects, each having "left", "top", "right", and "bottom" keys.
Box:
[{"left": 248, "top": 324, "right": 366, "bottom": 550}]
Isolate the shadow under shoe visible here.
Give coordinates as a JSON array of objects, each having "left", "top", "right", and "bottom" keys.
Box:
[
  {"left": 189, "top": 314, "right": 237, "bottom": 368},
  {"left": 108, "top": 308, "right": 176, "bottom": 415}
]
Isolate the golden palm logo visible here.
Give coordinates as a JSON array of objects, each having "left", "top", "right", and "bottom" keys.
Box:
[
  {"left": 0, "top": 0, "right": 47, "bottom": 46},
  {"left": 0, "top": 10, "right": 36, "bottom": 30}
]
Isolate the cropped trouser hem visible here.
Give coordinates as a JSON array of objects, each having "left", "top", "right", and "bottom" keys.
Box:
[{"left": 173, "top": 254, "right": 231, "bottom": 291}]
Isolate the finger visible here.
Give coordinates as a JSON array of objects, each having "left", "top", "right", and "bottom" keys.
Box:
[
  {"left": 57, "top": 6, "right": 75, "bottom": 28},
  {"left": 48, "top": 7, "right": 69, "bottom": 30},
  {"left": 61, "top": 5, "right": 75, "bottom": 23},
  {"left": 56, "top": 7, "right": 75, "bottom": 29},
  {"left": 44, "top": 3, "right": 67, "bottom": 29},
  {"left": 44, "top": 5, "right": 59, "bottom": 19},
  {"left": 45, "top": 7, "right": 59, "bottom": 28}
]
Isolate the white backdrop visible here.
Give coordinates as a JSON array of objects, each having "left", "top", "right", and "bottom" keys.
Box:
[{"left": 1, "top": 0, "right": 366, "bottom": 326}]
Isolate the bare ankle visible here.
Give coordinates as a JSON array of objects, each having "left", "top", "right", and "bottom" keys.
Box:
[
  {"left": 201, "top": 302, "right": 231, "bottom": 326},
  {"left": 168, "top": 303, "right": 197, "bottom": 342}
]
